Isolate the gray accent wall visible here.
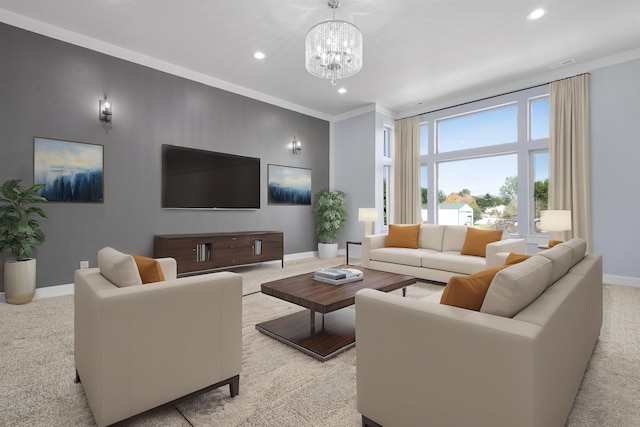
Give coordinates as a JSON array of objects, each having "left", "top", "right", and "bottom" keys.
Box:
[
  {"left": 590, "top": 58, "right": 640, "bottom": 281},
  {"left": 0, "top": 23, "right": 329, "bottom": 290}
]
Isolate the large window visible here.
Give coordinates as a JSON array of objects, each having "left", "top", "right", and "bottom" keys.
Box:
[
  {"left": 382, "top": 127, "right": 393, "bottom": 227},
  {"left": 419, "top": 85, "right": 549, "bottom": 236}
]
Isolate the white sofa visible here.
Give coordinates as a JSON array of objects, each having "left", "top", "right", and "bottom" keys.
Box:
[
  {"left": 361, "top": 224, "right": 526, "bottom": 283},
  {"left": 74, "top": 247, "right": 242, "bottom": 427},
  {"left": 356, "top": 238, "right": 603, "bottom": 427}
]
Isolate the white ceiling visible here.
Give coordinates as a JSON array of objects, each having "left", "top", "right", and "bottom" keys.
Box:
[{"left": 1, "top": 0, "right": 640, "bottom": 119}]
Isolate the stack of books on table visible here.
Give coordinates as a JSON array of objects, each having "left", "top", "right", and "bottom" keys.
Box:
[{"left": 313, "top": 268, "right": 364, "bottom": 285}]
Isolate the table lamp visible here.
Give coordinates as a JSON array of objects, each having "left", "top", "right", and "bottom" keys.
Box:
[
  {"left": 540, "top": 210, "right": 572, "bottom": 243},
  {"left": 358, "top": 208, "right": 379, "bottom": 236}
]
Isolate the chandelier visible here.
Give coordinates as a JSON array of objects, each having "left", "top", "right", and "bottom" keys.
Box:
[{"left": 305, "top": 0, "right": 363, "bottom": 86}]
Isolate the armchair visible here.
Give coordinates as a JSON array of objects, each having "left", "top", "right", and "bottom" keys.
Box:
[{"left": 74, "top": 247, "right": 242, "bottom": 427}]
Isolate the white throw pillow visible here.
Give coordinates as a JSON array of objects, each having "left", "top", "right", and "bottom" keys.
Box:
[
  {"left": 480, "top": 255, "right": 552, "bottom": 318},
  {"left": 97, "top": 246, "right": 142, "bottom": 287}
]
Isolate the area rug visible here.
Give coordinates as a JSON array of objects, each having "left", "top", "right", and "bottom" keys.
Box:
[{"left": 1, "top": 267, "right": 639, "bottom": 426}]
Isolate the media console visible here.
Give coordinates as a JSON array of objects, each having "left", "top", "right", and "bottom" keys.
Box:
[{"left": 154, "top": 231, "right": 284, "bottom": 275}]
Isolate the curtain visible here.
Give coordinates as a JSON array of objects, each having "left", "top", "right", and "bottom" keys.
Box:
[
  {"left": 394, "top": 116, "right": 421, "bottom": 224},
  {"left": 549, "top": 74, "right": 592, "bottom": 251}
]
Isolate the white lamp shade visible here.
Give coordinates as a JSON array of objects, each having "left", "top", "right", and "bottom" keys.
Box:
[
  {"left": 540, "top": 210, "right": 572, "bottom": 232},
  {"left": 358, "top": 208, "right": 378, "bottom": 222}
]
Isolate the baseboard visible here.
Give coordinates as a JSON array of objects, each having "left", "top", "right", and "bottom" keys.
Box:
[
  {"left": 1, "top": 252, "right": 332, "bottom": 302},
  {"left": 0, "top": 283, "right": 74, "bottom": 303},
  {"left": 604, "top": 274, "right": 640, "bottom": 288}
]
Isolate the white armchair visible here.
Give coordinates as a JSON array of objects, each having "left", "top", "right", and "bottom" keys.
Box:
[{"left": 74, "top": 247, "right": 242, "bottom": 427}]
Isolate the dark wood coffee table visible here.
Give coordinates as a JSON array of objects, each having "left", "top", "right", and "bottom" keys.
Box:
[{"left": 256, "top": 266, "right": 416, "bottom": 361}]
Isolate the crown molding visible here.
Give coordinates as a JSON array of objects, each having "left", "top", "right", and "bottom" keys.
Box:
[{"left": 0, "top": 9, "right": 333, "bottom": 122}]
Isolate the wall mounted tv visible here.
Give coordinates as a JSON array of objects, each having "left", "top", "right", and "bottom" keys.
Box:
[{"left": 162, "top": 144, "right": 261, "bottom": 209}]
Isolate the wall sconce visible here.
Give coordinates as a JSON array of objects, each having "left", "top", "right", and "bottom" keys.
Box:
[
  {"left": 99, "top": 96, "right": 112, "bottom": 123},
  {"left": 291, "top": 138, "right": 302, "bottom": 155},
  {"left": 358, "top": 208, "right": 379, "bottom": 235}
]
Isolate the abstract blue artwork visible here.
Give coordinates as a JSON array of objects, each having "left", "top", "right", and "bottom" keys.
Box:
[
  {"left": 268, "top": 164, "right": 311, "bottom": 205},
  {"left": 34, "top": 138, "right": 104, "bottom": 203}
]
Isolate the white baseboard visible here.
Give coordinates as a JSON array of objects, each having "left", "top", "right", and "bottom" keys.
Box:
[
  {"left": 0, "top": 283, "right": 74, "bottom": 303},
  {"left": 604, "top": 274, "right": 640, "bottom": 288}
]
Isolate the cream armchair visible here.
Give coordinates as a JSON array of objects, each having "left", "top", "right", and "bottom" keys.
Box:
[{"left": 74, "top": 247, "right": 242, "bottom": 427}]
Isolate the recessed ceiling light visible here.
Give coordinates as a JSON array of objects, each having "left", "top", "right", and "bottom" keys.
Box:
[
  {"left": 253, "top": 51, "right": 266, "bottom": 60},
  {"left": 338, "top": 88, "right": 347, "bottom": 94},
  {"left": 527, "top": 8, "right": 547, "bottom": 20}
]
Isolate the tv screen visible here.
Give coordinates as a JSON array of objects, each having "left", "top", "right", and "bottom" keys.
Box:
[{"left": 162, "top": 144, "right": 260, "bottom": 209}]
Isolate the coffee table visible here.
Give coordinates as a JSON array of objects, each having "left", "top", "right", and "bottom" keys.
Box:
[{"left": 255, "top": 266, "right": 416, "bottom": 361}]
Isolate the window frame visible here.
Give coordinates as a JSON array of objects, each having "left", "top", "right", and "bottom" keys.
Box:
[{"left": 419, "top": 85, "right": 549, "bottom": 236}]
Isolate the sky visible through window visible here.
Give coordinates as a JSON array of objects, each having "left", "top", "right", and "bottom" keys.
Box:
[{"left": 421, "top": 98, "right": 549, "bottom": 198}]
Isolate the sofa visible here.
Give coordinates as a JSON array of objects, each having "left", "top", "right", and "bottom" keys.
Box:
[
  {"left": 355, "top": 238, "right": 602, "bottom": 427},
  {"left": 74, "top": 247, "right": 242, "bottom": 427},
  {"left": 361, "top": 224, "right": 526, "bottom": 283}
]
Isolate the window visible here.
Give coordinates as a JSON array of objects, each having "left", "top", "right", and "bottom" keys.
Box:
[
  {"left": 437, "top": 104, "right": 517, "bottom": 153},
  {"left": 382, "top": 127, "right": 393, "bottom": 227},
  {"left": 419, "top": 85, "right": 549, "bottom": 235}
]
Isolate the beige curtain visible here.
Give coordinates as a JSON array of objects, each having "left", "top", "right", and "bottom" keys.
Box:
[
  {"left": 394, "top": 116, "right": 421, "bottom": 224},
  {"left": 549, "top": 74, "right": 592, "bottom": 251}
]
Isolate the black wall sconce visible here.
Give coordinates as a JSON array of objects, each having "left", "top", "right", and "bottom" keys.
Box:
[
  {"left": 99, "top": 96, "right": 112, "bottom": 123},
  {"left": 291, "top": 137, "right": 302, "bottom": 155}
]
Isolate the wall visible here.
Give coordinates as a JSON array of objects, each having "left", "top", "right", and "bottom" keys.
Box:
[
  {"left": 0, "top": 23, "right": 330, "bottom": 290},
  {"left": 333, "top": 110, "right": 376, "bottom": 247},
  {"left": 590, "top": 58, "right": 640, "bottom": 284}
]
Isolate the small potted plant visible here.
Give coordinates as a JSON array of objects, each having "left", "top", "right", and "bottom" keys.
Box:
[
  {"left": 0, "top": 179, "right": 47, "bottom": 304},
  {"left": 313, "top": 189, "right": 347, "bottom": 259}
]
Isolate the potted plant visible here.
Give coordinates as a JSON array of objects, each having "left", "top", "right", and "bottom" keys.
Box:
[
  {"left": 313, "top": 189, "right": 347, "bottom": 259},
  {"left": 0, "top": 179, "right": 47, "bottom": 304}
]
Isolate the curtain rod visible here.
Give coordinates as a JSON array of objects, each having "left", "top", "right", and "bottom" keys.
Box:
[{"left": 400, "top": 72, "right": 590, "bottom": 120}]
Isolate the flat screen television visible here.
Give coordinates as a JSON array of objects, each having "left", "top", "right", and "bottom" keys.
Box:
[{"left": 162, "top": 144, "right": 261, "bottom": 209}]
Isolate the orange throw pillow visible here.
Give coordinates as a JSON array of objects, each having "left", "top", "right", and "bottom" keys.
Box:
[
  {"left": 440, "top": 265, "right": 509, "bottom": 311},
  {"left": 132, "top": 255, "right": 166, "bottom": 284},
  {"left": 548, "top": 239, "right": 563, "bottom": 248},
  {"left": 460, "top": 228, "right": 504, "bottom": 257},
  {"left": 505, "top": 252, "right": 531, "bottom": 265},
  {"left": 385, "top": 224, "right": 421, "bottom": 249}
]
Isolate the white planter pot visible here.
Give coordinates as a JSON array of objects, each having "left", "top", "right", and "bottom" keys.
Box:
[
  {"left": 4, "top": 258, "right": 37, "bottom": 305},
  {"left": 318, "top": 243, "right": 339, "bottom": 259}
]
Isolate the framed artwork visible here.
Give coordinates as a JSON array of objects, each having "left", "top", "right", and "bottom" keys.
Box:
[
  {"left": 268, "top": 164, "right": 311, "bottom": 205},
  {"left": 33, "top": 137, "right": 104, "bottom": 203}
]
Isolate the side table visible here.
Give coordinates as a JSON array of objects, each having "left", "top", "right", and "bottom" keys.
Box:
[{"left": 346, "top": 241, "right": 362, "bottom": 265}]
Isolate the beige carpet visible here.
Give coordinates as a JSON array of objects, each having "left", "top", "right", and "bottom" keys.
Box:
[{"left": 1, "top": 258, "right": 639, "bottom": 426}]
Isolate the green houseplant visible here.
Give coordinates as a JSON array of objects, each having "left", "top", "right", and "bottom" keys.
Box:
[
  {"left": 313, "top": 189, "right": 347, "bottom": 259},
  {"left": 0, "top": 179, "right": 47, "bottom": 304}
]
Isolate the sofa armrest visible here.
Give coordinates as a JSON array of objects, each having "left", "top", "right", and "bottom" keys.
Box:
[
  {"left": 486, "top": 238, "right": 526, "bottom": 268},
  {"left": 156, "top": 257, "right": 177, "bottom": 280},
  {"left": 74, "top": 269, "right": 242, "bottom": 426},
  {"left": 355, "top": 288, "right": 541, "bottom": 427},
  {"left": 361, "top": 234, "right": 388, "bottom": 268}
]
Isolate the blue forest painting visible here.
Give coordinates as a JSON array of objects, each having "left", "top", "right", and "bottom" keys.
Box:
[
  {"left": 34, "top": 138, "right": 104, "bottom": 203},
  {"left": 268, "top": 165, "right": 311, "bottom": 205}
]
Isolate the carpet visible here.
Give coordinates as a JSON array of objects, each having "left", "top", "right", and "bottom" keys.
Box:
[{"left": 1, "top": 258, "right": 639, "bottom": 426}]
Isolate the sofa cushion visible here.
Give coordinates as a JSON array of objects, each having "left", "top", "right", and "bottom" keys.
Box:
[
  {"left": 538, "top": 244, "right": 573, "bottom": 287},
  {"left": 562, "top": 238, "right": 587, "bottom": 266},
  {"left": 505, "top": 252, "right": 532, "bottom": 265},
  {"left": 132, "top": 254, "right": 166, "bottom": 284},
  {"left": 480, "top": 255, "right": 552, "bottom": 318},
  {"left": 385, "top": 224, "right": 421, "bottom": 249},
  {"left": 421, "top": 252, "right": 487, "bottom": 275},
  {"left": 418, "top": 224, "right": 445, "bottom": 251},
  {"left": 97, "top": 247, "right": 142, "bottom": 287},
  {"left": 460, "top": 227, "right": 504, "bottom": 257},
  {"left": 440, "top": 265, "right": 510, "bottom": 311},
  {"left": 441, "top": 225, "right": 469, "bottom": 252},
  {"left": 370, "top": 247, "right": 434, "bottom": 267}
]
